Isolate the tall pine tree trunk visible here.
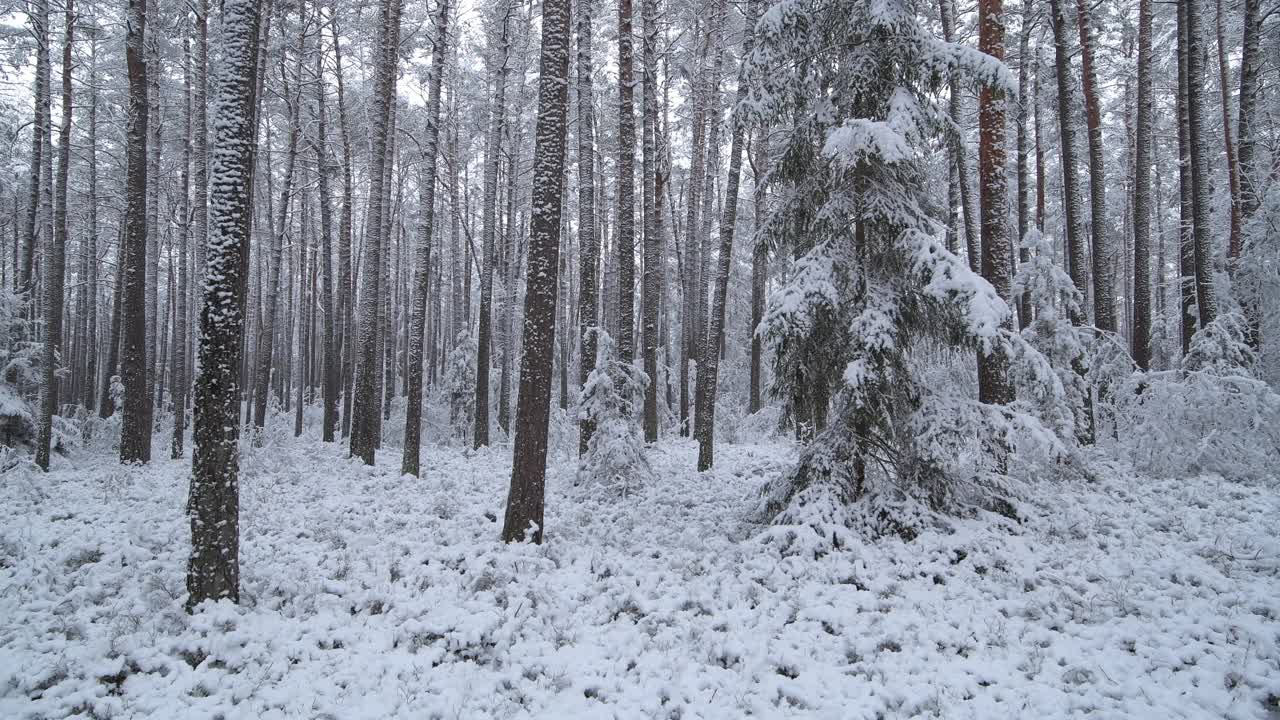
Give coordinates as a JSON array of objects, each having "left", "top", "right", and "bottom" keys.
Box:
[
  {"left": 253, "top": 36, "right": 305, "bottom": 430},
  {"left": 330, "top": 6, "right": 357, "bottom": 439},
  {"left": 1131, "top": 0, "right": 1153, "bottom": 369},
  {"left": 748, "top": 127, "right": 767, "bottom": 415},
  {"left": 35, "top": 0, "right": 73, "bottom": 471},
  {"left": 349, "top": 0, "right": 403, "bottom": 464},
  {"left": 616, "top": 0, "right": 637, "bottom": 363},
  {"left": 940, "top": 0, "right": 980, "bottom": 273},
  {"left": 314, "top": 39, "right": 339, "bottom": 442},
  {"left": 172, "top": 36, "right": 193, "bottom": 458},
  {"left": 1075, "top": 0, "right": 1116, "bottom": 332},
  {"left": 1047, "top": 0, "right": 1089, "bottom": 326},
  {"left": 640, "top": 0, "right": 660, "bottom": 442},
  {"left": 1182, "top": 0, "right": 1216, "bottom": 329},
  {"left": 474, "top": 8, "right": 512, "bottom": 449},
  {"left": 403, "top": 0, "right": 450, "bottom": 477},
  {"left": 576, "top": 0, "right": 599, "bottom": 455},
  {"left": 19, "top": 0, "right": 50, "bottom": 296},
  {"left": 1014, "top": 0, "right": 1033, "bottom": 328},
  {"left": 502, "top": 0, "right": 571, "bottom": 543},
  {"left": 693, "top": 0, "right": 756, "bottom": 471},
  {"left": 978, "top": 0, "right": 1014, "bottom": 407},
  {"left": 1215, "top": 0, "right": 1241, "bottom": 261},
  {"left": 120, "top": 0, "right": 152, "bottom": 464},
  {"left": 1176, "top": 0, "right": 1197, "bottom": 354},
  {"left": 678, "top": 21, "right": 708, "bottom": 437},
  {"left": 189, "top": 0, "right": 262, "bottom": 610}
]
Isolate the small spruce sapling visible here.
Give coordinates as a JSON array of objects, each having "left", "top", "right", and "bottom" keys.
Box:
[{"left": 578, "top": 329, "right": 650, "bottom": 493}]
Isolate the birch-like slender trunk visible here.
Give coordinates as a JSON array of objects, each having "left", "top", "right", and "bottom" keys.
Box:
[
  {"left": 172, "top": 36, "right": 193, "bottom": 458},
  {"left": 474, "top": 6, "right": 512, "bottom": 449},
  {"left": 693, "top": 0, "right": 756, "bottom": 471},
  {"left": 253, "top": 35, "right": 305, "bottom": 431},
  {"left": 940, "top": 0, "right": 980, "bottom": 273},
  {"left": 35, "top": 0, "right": 73, "bottom": 471},
  {"left": 403, "top": 0, "right": 451, "bottom": 477}
]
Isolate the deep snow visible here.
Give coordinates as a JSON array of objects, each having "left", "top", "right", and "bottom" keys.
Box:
[{"left": 2, "top": 432, "right": 1278, "bottom": 719}]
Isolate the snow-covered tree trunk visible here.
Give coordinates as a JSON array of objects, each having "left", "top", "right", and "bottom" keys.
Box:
[
  {"left": 1014, "top": 0, "right": 1033, "bottom": 329},
  {"left": 189, "top": 0, "right": 263, "bottom": 610},
  {"left": 1235, "top": 0, "right": 1262, "bottom": 347},
  {"left": 1181, "top": 0, "right": 1217, "bottom": 330},
  {"left": 696, "top": 15, "right": 725, "bottom": 383},
  {"left": 576, "top": 0, "right": 600, "bottom": 456},
  {"left": 144, "top": 0, "right": 161, "bottom": 424},
  {"left": 616, "top": 0, "right": 637, "bottom": 364},
  {"left": 253, "top": 33, "right": 304, "bottom": 431},
  {"left": 1175, "top": 0, "right": 1197, "bottom": 355},
  {"left": 349, "top": 0, "right": 403, "bottom": 464},
  {"left": 1075, "top": 0, "right": 1115, "bottom": 333},
  {"left": 35, "top": 0, "right": 73, "bottom": 471},
  {"left": 120, "top": 0, "right": 151, "bottom": 464},
  {"left": 403, "top": 0, "right": 451, "bottom": 477},
  {"left": 1236, "top": 0, "right": 1262, "bottom": 220},
  {"left": 749, "top": 127, "right": 767, "bottom": 415},
  {"left": 172, "top": 36, "right": 193, "bottom": 459},
  {"left": 641, "top": 0, "right": 660, "bottom": 442},
  {"left": 503, "top": 0, "right": 571, "bottom": 543},
  {"left": 977, "top": 0, "right": 1014, "bottom": 407},
  {"left": 940, "top": 0, "right": 980, "bottom": 274},
  {"left": 18, "top": 0, "right": 49, "bottom": 295},
  {"left": 1131, "top": 0, "right": 1153, "bottom": 370},
  {"left": 679, "top": 20, "right": 708, "bottom": 437},
  {"left": 693, "top": 0, "right": 755, "bottom": 471},
  {"left": 84, "top": 30, "right": 100, "bottom": 411},
  {"left": 1047, "top": 0, "right": 1089, "bottom": 326},
  {"left": 329, "top": 7, "right": 356, "bottom": 440},
  {"left": 314, "top": 39, "right": 339, "bottom": 442},
  {"left": 1215, "top": 0, "right": 1242, "bottom": 262},
  {"left": 474, "top": 6, "right": 512, "bottom": 450}
]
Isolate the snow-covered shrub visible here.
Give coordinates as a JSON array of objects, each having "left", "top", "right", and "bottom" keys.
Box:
[
  {"left": 1236, "top": 180, "right": 1279, "bottom": 384},
  {"left": 578, "top": 329, "right": 650, "bottom": 494},
  {"left": 1183, "top": 310, "right": 1256, "bottom": 376},
  {"left": 444, "top": 331, "right": 477, "bottom": 445},
  {"left": 1103, "top": 311, "right": 1280, "bottom": 482}
]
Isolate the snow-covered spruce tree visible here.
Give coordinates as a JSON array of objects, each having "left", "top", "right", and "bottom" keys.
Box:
[
  {"left": 0, "top": 289, "right": 40, "bottom": 449},
  {"left": 578, "top": 329, "right": 651, "bottom": 494},
  {"left": 444, "top": 331, "right": 477, "bottom": 444},
  {"left": 747, "top": 0, "right": 1051, "bottom": 542},
  {"left": 1009, "top": 231, "right": 1090, "bottom": 444}
]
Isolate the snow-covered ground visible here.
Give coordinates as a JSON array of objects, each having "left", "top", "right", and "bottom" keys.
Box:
[{"left": 2, "top": 432, "right": 1278, "bottom": 719}]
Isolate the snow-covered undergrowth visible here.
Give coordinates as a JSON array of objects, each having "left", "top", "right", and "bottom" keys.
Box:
[{"left": 2, "top": 437, "right": 1278, "bottom": 719}]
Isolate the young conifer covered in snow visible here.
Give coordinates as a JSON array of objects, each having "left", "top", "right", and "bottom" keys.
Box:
[
  {"left": 578, "top": 329, "right": 651, "bottom": 493},
  {"left": 748, "top": 0, "right": 1055, "bottom": 542}
]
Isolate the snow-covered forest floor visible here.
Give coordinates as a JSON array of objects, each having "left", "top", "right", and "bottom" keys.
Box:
[{"left": 3, "top": 430, "right": 1279, "bottom": 719}]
